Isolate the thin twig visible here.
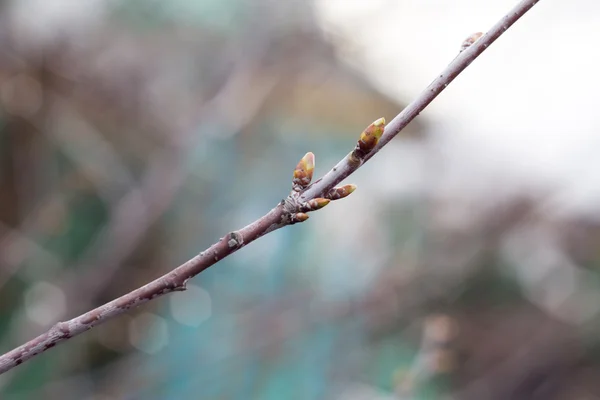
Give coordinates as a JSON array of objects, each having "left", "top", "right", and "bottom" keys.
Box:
[
  {"left": 0, "top": 0, "right": 541, "bottom": 375},
  {"left": 300, "top": 0, "right": 540, "bottom": 201}
]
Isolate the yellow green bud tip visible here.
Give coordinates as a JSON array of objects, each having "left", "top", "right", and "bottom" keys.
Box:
[
  {"left": 313, "top": 198, "right": 330, "bottom": 210},
  {"left": 293, "top": 152, "right": 315, "bottom": 180},
  {"left": 358, "top": 118, "right": 386, "bottom": 152},
  {"left": 303, "top": 152, "right": 315, "bottom": 171},
  {"left": 299, "top": 198, "right": 331, "bottom": 213},
  {"left": 369, "top": 118, "right": 386, "bottom": 140},
  {"left": 326, "top": 184, "right": 357, "bottom": 200},
  {"left": 373, "top": 117, "right": 386, "bottom": 127}
]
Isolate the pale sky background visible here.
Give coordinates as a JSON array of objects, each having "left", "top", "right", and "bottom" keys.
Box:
[
  {"left": 315, "top": 0, "right": 600, "bottom": 216},
  {"left": 8, "top": 0, "right": 600, "bottom": 215}
]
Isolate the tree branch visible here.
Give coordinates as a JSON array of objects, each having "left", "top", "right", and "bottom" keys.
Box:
[{"left": 0, "top": 0, "right": 541, "bottom": 375}]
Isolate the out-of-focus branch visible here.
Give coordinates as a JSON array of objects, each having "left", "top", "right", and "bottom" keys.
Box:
[
  {"left": 0, "top": 221, "right": 65, "bottom": 275},
  {"left": 0, "top": 0, "right": 541, "bottom": 375}
]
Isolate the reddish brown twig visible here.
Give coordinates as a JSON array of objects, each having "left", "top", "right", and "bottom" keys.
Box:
[{"left": 0, "top": 0, "right": 541, "bottom": 375}]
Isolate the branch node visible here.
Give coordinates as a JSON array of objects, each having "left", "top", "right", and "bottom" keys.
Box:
[
  {"left": 347, "top": 151, "right": 362, "bottom": 168},
  {"left": 227, "top": 231, "right": 244, "bottom": 249},
  {"left": 47, "top": 321, "right": 72, "bottom": 341},
  {"left": 460, "top": 32, "right": 484, "bottom": 51},
  {"left": 173, "top": 284, "right": 187, "bottom": 292},
  {"left": 282, "top": 196, "right": 297, "bottom": 214}
]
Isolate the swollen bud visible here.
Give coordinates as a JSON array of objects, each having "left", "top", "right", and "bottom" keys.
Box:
[
  {"left": 291, "top": 213, "right": 310, "bottom": 223},
  {"left": 292, "top": 152, "right": 315, "bottom": 191},
  {"left": 299, "top": 198, "right": 331, "bottom": 212},
  {"left": 325, "top": 184, "right": 357, "bottom": 200},
  {"left": 358, "top": 118, "right": 385, "bottom": 153},
  {"left": 460, "top": 32, "right": 483, "bottom": 51}
]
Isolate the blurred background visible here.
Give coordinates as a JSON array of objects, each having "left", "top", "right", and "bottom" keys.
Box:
[{"left": 1, "top": 0, "right": 600, "bottom": 398}]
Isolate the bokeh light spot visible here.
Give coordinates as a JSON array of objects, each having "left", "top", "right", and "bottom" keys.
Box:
[
  {"left": 24, "top": 281, "right": 66, "bottom": 326},
  {"left": 169, "top": 284, "right": 212, "bottom": 327},
  {"left": 128, "top": 312, "right": 169, "bottom": 354}
]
